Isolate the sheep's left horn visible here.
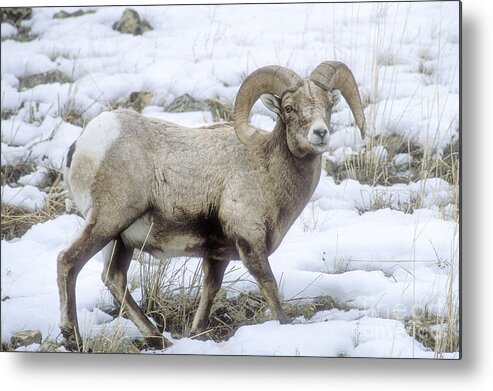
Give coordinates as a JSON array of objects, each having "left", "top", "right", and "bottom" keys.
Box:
[
  {"left": 234, "top": 66, "right": 302, "bottom": 145},
  {"left": 310, "top": 61, "right": 366, "bottom": 138}
]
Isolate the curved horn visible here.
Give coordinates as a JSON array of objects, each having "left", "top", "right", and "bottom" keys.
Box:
[
  {"left": 234, "top": 66, "right": 302, "bottom": 145},
  {"left": 310, "top": 61, "right": 366, "bottom": 138}
]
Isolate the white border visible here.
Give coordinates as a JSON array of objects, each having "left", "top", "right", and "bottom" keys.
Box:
[{"left": 2, "top": 1, "right": 492, "bottom": 390}]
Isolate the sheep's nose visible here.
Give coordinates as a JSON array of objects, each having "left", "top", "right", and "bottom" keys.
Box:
[{"left": 313, "top": 128, "right": 328, "bottom": 139}]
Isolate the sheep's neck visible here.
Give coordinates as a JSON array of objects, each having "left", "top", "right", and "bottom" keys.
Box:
[{"left": 264, "top": 121, "right": 322, "bottom": 228}]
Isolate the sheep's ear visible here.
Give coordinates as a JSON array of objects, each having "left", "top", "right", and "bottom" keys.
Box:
[
  {"left": 261, "top": 94, "right": 282, "bottom": 116},
  {"left": 330, "top": 89, "right": 342, "bottom": 107}
]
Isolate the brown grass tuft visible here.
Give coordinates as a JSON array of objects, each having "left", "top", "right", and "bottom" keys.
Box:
[
  {"left": 1, "top": 169, "right": 67, "bottom": 241},
  {"left": 134, "top": 256, "right": 349, "bottom": 343}
]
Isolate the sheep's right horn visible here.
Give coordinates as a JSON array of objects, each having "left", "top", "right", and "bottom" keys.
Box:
[
  {"left": 310, "top": 61, "right": 366, "bottom": 138},
  {"left": 234, "top": 66, "right": 302, "bottom": 145}
]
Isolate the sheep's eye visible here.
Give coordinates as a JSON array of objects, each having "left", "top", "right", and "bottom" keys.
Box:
[{"left": 284, "top": 105, "right": 293, "bottom": 113}]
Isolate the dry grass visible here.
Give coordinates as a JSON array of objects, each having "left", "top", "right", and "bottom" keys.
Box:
[
  {"left": 1, "top": 168, "right": 67, "bottom": 241},
  {"left": 406, "top": 313, "right": 459, "bottom": 355},
  {"left": 1, "top": 108, "right": 19, "bottom": 120},
  {"left": 81, "top": 322, "right": 141, "bottom": 354},
  {"left": 137, "top": 255, "right": 202, "bottom": 337},
  {"left": 326, "top": 133, "right": 425, "bottom": 186},
  {"left": 1, "top": 163, "right": 36, "bottom": 185},
  {"left": 324, "top": 133, "right": 459, "bottom": 219},
  {"left": 75, "top": 255, "right": 350, "bottom": 350},
  {"left": 133, "top": 256, "right": 349, "bottom": 343}
]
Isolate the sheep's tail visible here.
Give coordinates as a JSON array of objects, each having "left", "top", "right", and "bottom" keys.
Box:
[
  {"left": 63, "top": 141, "right": 76, "bottom": 192},
  {"left": 66, "top": 141, "right": 76, "bottom": 169}
]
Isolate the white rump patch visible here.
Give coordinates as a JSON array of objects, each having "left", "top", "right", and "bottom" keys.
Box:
[
  {"left": 67, "top": 111, "right": 121, "bottom": 215},
  {"left": 75, "top": 111, "right": 121, "bottom": 165}
]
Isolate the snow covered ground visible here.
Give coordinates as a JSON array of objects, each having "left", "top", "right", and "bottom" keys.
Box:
[{"left": 1, "top": 3, "right": 459, "bottom": 358}]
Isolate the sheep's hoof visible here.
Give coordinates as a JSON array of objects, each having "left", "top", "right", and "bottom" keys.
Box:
[
  {"left": 61, "top": 334, "right": 84, "bottom": 352},
  {"left": 143, "top": 335, "right": 172, "bottom": 350},
  {"left": 63, "top": 339, "right": 80, "bottom": 352}
]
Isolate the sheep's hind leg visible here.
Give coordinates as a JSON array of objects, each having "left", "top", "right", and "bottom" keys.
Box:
[
  {"left": 57, "top": 211, "right": 118, "bottom": 351},
  {"left": 101, "top": 237, "right": 172, "bottom": 350},
  {"left": 190, "top": 258, "right": 230, "bottom": 338},
  {"left": 57, "top": 198, "right": 146, "bottom": 352}
]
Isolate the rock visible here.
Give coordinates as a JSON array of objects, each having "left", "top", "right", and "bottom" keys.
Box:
[
  {"left": 19, "top": 70, "right": 72, "bottom": 90},
  {"left": 2, "top": 8, "right": 37, "bottom": 42},
  {"left": 126, "top": 91, "right": 153, "bottom": 112},
  {"left": 1, "top": 7, "right": 32, "bottom": 26},
  {"left": 165, "top": 94, "right": 233, "bottom": 122},
  {"left": 53, "top": 9, "right": 96, "bottom": 19},
  {"left": 61, "top": 108, "right": 86, "bottom": 128},
  {"left": 205, "top": 98, "right": 233, "bottom": 122},
  {"left": 114, "top": 91, "right": 153, "bottom": 113},
  {"left": 165, "top": 94, "right": 208, "bottom": 113},
  {"left": 39, "top": 341, "right": 61, "bottom": 352},
  {"left": 11, "top": 329, "right": 42, "bottom": 347},
  {"left": 112, "top": 9, "right": 152, "bottom": 36}
]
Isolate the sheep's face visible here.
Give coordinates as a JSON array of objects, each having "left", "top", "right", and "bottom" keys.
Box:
[{"left": 261, "top": 80, "right": 340, "bottom": 157}]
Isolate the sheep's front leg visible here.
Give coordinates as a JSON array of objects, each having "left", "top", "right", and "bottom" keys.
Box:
[
  {"left": 190, "top": 258, "right": 230, "bottom": 338},
  {"left": 236, "top": 239, "right": 289, "bottom": 324}
]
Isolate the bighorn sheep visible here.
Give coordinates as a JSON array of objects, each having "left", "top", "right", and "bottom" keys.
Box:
[{"left": 58, "top": 61, "right": 366, "bottom": 351}]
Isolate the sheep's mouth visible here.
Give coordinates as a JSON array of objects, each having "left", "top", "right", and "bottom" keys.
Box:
[
  {"left": 309, "top": 141, "right": 329, "bottom": 153},
  {"left": 308, "top": 134, "right": 329, "bottom": 147}
]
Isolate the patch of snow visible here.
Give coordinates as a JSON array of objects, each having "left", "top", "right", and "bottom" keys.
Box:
[
  {"left": 367, "top": 145, "right": 388, "bottom": 161},
  {"left": 1, "top": 143, "right": 30, "bottom": 166},
  {"left": 1, "top": 184, "right": 47, "bottom": 211},
  {"left": 18, "top": 166, "right": 48, "bottom": 186},
  {"left": 1, "top": 23, "right": 18, "bottom": 39},
  {"left": 394, "top": 153, "right": 412, "bottom": 166}
]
